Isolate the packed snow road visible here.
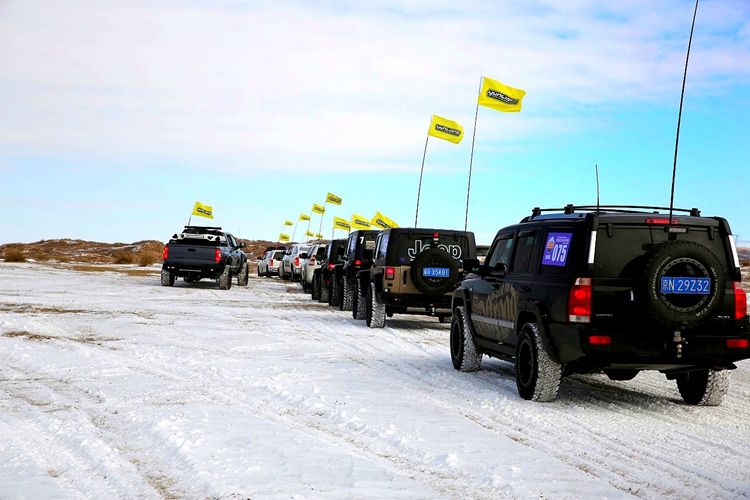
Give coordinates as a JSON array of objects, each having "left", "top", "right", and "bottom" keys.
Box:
[{"left": 1, "top": 263, "right": 749, "bottom": 500}]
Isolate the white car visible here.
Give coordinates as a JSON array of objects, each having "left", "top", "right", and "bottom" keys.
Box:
[
  {"left": 257, "top": 248, "right": 286, "bottom": 277},
  {"left": 280, "top": 244, "right": 311, "bottom": 281},
  {"left": 300, "top": 243, "right": 326, "bottom": 293}
]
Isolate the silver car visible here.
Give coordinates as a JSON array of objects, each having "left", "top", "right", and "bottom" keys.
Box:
[
  {"left": 258, "top": 249, "right": 286, "bottom": 277},
  {"left": 300, "top": 243, "right": 326, "bottom": 293},
  {"left": 280, "top": 244, "right": 311, "bottom": 281}
]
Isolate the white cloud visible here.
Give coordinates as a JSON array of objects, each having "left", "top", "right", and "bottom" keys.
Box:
[{"left": 0, "top": 0, "right": 748, "bottom": 172}]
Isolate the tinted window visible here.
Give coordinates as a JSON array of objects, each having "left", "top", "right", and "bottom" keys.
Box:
[
  {"left": 540, "top": 227, "right": 575, "bottom": 276},
  {"left": 273, "top": 251, "right": 285, "bottom": 260},
  {"left": 511, "top": 232, "right": 537, "bottom": 274},
  {"left": 377, "top": 232, "right": 390, "bottom": 260},
  {"left": 315, "top": 246, "right": 326, "bottom": 259},
  {"left": 395, "top": 233, "right": 471, "bottom": 264},
  {"left": 488, "top": 236, "right": 514, "bottom": 271},
  {"left": 348, "top": 235, "right": 357, "bottom": 254}
]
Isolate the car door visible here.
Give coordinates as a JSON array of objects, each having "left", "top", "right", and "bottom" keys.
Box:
[
  {"left": 227, "top": 235, "right": 240, "bottom": 269},
  {"left": 470, "top": 231, "right": 515, "bottom": 345},
  {"left": 502, "top": 227, "right": 541, "bottom": 347}
]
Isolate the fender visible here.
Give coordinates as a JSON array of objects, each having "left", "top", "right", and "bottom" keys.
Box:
[
  {"left": 373, "top": 272, "right": 384, "bottom": 294},
  {"left": 451, "top": 286, "right": 472, "bottom": 314},
  {"left": 516, "top": 298, "right": 560, "bottom": 364}
]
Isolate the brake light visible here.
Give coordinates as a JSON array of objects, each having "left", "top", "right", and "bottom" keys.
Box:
[
  {"left": 385, "top": 267, "right": 395, "bottom": 280},
  {"left": 270, "top": 259, "right": 274, "bottom": 266},
  {"left": 163, "top": 246, "right": 168, "bottom": 260},
  {"left": 568, "top": 277, "right": 592, "bottom": 323},
  {"left": 727, "top": 339, "right": 749, "bottom": 348},
  {"left": 295, "top": 257, "right": 300, "bottom": 267},
  {"left": 733, "top": 282, "right": 747, "bottom": 319},
  {"left": 645, "top": 218, "right": 679, "bottom": 225},
  {"left": 355, "top": 259, "right": 361, "bottom": 266},
  {"left": 328, "top": 263, "right": 334, "bottom": 270},
  {"left": 310, "top": 257, "right": 316, "bottom": 264},
  {"left": 589, "top": 335, "right": 611, "bottom": 345},
  {"left": 215, "top": 248, "right": 221, "bottom": 263}
]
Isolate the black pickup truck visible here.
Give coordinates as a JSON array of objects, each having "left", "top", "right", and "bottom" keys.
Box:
[{"left": 161, "top": 226, "right": 248, "bottom": 289}]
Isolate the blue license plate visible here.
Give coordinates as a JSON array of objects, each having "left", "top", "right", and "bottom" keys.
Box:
[
  {"left": 423, "top": 267, "right": 450, "bottom": 278},
  {"left": 660, "top": 277, "right": 710, "bottom": 295}
]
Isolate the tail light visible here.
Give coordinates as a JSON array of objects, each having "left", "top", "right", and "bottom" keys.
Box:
[
  {"left": 328, "top": 263, "right": 335, "bottom": 270},
  {"left": 269, "top": 259, "right": 274, "bottom": 266},
  {"left": 568, "top": 277, "right": 592, "bottom": 323},
  {"left": 727, "top": 339, "right": 749, "bottom": 348},
  {"left": 163, "top": 246, "right": 168, "bottom": 260},
  {"left": 589, "top": 335, "right": 611, "bottom": 345},
  {"left": 310, "top": 257, "right": 316, "bottom": 264},
  {"left": 734, "top": 282, "right": 747, "bottom": 319},
  {"left": 355, "top": 259, "right": 362, "bottom": 266},
  {"left": 295, "top": 257, "right": 300, "bottom": 267},
  {"left": 385, "top": 267, "right": 395, "bottom": 280},
  {"left": 215, "top": 248, "right": 221, "bottom": 263}
]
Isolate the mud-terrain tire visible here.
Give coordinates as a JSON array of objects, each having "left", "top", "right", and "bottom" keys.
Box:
[
  {"left": 639, "top": 241, "right": 726, "bottom": 328},
  {"left": 341, "top": 278, "right": 353, "bottom": 311},
  {"left": 161, "top": 269, "right": 175, "bottom": 287},
  {"left": 366, "top": 282, "right": 386, "bottom": 328},
  {"left": 330, "top": 277, "right": 342, "bottom": 307},
  {"left": 319, "top": 277, "right": 330, "bottom": 303},
  {"left": 237, "top": 262, "right": 248, "bottom": 286},
  {"left": 353, "top": 279, "right": 367, "bottom": 320},
  {"left": 217, "top": 265, "right": 232, "bottom": 290},
  {"left": 675, "top": 369, "right": 729, "bottom": 406},
  {"left": 515, "top": 322, "right": 562, "bottom": 402},
  {"left": 257, "top": 265, "right": 263, "bottom": 277},
  {"left": 450, "top": 306, "right": 482, "bottom": 371},
  {"left": 312, "top": 274, "right": 321, "bottom": 300},
  {"left": 410, "top": 248, "right": 459, "bottom": 296}
]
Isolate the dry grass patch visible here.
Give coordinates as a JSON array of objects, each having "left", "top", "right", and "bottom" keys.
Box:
[
  {"left": 113, "top": 251, "right": 135, "bottom": 264},
  {"left": 3, "top": 248, "right": 26, "bottom": 262},
  {"left": 138, "top": 252, "right": 160, "bottom": 267}
]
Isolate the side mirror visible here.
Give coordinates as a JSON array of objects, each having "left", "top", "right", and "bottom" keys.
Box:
[
  {"left": 240, "top": 242, "right": 246, "bottom": 248},
  {"left": 462, "top": 258, "right": 481, "bottom": 274},
  {"left": 299, "top": 252, "right": 308, "bottom": 260},
  {"left": 362, "top": 249, "right": 374, "bottom": 260}
]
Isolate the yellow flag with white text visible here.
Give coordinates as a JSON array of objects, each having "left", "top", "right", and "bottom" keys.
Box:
[
  {"left": 371, "top": 211, "right": 398, "bottom": 229},
  {"left": 312, "top": 204, "right": 325, "bottom": 215},
  {"left": 279, "top": 234, "right": 290, "bottom": 242},
  {"left": 477, "top": 76, "right": 526, "bottom": 112},
  {"left": 427, "top": 115, "right": 464, "bottom": 144},
  {"left": 192, "top": 201, "right": 213, "bottom": 219},
  {"left": 350, "top": 214, "right": 371, "bottom": 230},
  {"left": 333, "top": 217, "right": 351, "bottom": 231},
  {"left": 299, "top": 213, "right": 311, "bottom": 221},
  {"left": 326, "top": 192, "right": 342, "bottom": 205}
]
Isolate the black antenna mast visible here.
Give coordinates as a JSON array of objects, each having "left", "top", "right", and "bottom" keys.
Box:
[
  {"left": 669, "top": 0, "right": 700, "bottom": 225},
  {"left": 595, "top": 164, "right": 600, "bottom": 212}
]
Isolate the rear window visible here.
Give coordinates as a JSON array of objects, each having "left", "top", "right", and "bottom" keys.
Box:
[
  {"left": 273, "top": 251, "right": 285, "bottom": 260},
  {"left": 395, "top": 233, "right": 471, "bottom": 264},
  {"left": 539, "top": 228, "right": 575, "bottom": 276}
]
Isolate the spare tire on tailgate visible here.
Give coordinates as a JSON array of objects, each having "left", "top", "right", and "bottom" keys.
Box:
[
  {"left": 410, "top": 248, "right": 459, "bottom": 296},
  {"left": 638, "top": 240, "right": 726, "bottom": 328}
]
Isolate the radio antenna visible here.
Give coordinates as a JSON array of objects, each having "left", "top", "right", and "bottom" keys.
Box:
[
  {"left": 595, "top": 164, "right": 600, "bottom": 212},
  {"left": 669, "top": 0, "right": 700, "bottom": 225}
]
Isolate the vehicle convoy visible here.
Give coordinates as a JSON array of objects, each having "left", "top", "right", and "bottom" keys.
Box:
[
  {"left": 314, "top": 239, "right": 347, "bottom": 303},
  {"left": 332, "top": 230, "right": 381, "bottom": 310},
  {"left": 161, "top": 226, "right": 248, "bottom": 289},
  {"left": 257, "top": 247, "right": 286, "bottom": 277},
  {"left": 280, "top": 244, "right": 311, "bottom": 281},
  {"left": 355, "top": 228, "right": 477, "bottom": 327},
  {"left": 450, "top": 205, "right": 749, "bottom": 405},
  {"left": 301, "top": 243, "right": 326, "bottom": 293}
]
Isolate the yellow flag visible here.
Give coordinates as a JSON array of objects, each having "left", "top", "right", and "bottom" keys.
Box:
[
  {"left": 284, "top": 220, "right": 294, "bottom": 226},
  {"left": 279, "top": 234, "right": 290, "bottom": 242},
  {"left": 312, "top": 204, "right": 325, "bottom": 215},
  {"left": 299, "top": 213, "right": 310, "bottom": 221},
  {"left": 305, "top": 230, "right": 315, "bottom": 237},
  {"left": 351, "top": 214, "right": 371, "bottom": 230},
  {"left": 192, "top": 201, "right": 213, "bottom": 219},
  {"left": 326, "top": 192, "right": 342, "bottom": 205},
  {"left": 371, "top": 211, "right": 398, "bottom": 229},
  {"left": 333, "top": 217, "right": 351, "bottom": 231},
  {"left": 477, "top": 76, "right": 526, "bottom": 112},
  {"left": 315, "top": 233, "right": 324, "bottom": 239},
  {"left": 427, "top": 115, "right": 464, "bottom": 144}
]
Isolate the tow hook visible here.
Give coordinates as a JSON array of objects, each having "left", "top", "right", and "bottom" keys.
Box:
[{"left": 673, "top": 330, "right": 683, "bottom": 358}]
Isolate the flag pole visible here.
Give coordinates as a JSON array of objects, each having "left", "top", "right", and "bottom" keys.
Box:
[
  {"left": 291, "top": 220, "right": 300, "bottom": 244},
  {"left": 305, "top": 211, "right": 314, "bottom": 243},
  {"left": 317, "top": 202, "right": 328, "bottom": 240},
  {"left": 415, "top": 134, "right": 430, "bottom": 227},
  {"left": 464, "top": 100, "right": 480, "bottom": 231},
  {"left": 669, "top": 0, "right": 699, "bottom": 225}
]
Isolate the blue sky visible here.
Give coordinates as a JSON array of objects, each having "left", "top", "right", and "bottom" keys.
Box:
[{"left": 1, "top": 0, "right": 749, "bottom": 246}]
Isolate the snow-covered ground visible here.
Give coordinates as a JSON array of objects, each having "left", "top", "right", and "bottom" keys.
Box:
[{"left": 1, "top": 263, "right": 749, "bottom": 500}]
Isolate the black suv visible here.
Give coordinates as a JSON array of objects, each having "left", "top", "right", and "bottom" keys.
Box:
[
  {"left": 356, "top": 228, "right": 476, "bottom": 328},
  {"left": 331, "top": 230, "right": 381, "bottom": 310},
  {"left": 314, "top": 239, "right": 347, "bottom": 303},
  {"left": 451, "top": 205, "right": 749, "bottom": 405}
]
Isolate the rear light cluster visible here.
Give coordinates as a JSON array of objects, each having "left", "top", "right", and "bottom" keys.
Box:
[
  {"left": 645, "top": 218, "right": 679, "bottom": 225},
  {"left": 385, "top": 267, "right": 395, "bottom": 280},
  {"left": 568, "top": 277, "right": 592, "bottom": 323},
  {"left": 589, "top": 335, "right": 611, "bottom": 345},
  {"left": 355, "top": 259, "right": 362, "bottom": 266},
  {"left": 309, "top": 257, "right": 316, "bottom": 264},
  {"left": 733, "top": 282, "right": 747, "bottom": 320},
  {"left": 163, "top": 246, "right": 168, "bottom": 260},
  {"left": 727, "top": 339, "right": 749, "bottom": 349},
  {"left": 295, "top": 257, "right": 300, "bottom": 267},
  {"left": 214, "top": 248, "right": 221, "bottom": 263},
  {"left": 269, "top": 259, "right": 274, "bottom": 266},
  {"left": 328, "top": 263, "right": 335, "bottom": 270}
]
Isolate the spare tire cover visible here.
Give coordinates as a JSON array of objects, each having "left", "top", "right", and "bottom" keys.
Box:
[
  {"left": 410, "top": 248, "right": 459, "bottom": 296},
  {"left": 639, "top": 240, "right": 726, "bottom": 328}
]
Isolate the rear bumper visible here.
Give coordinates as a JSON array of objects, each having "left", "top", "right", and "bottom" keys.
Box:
[
  {"left": 163, "top": 262, "right": 224, "bottom": 278},
  {"left": 377, "top": 292, "right": 452, "bottom": 312}
]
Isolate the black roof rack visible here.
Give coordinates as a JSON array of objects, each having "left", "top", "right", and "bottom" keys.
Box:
[
  {"left": 530, "top": 205, "right": 701, "bottom": 217},
  {"left": 183, "top": 225, "right": 223, "bottom": 230}
]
